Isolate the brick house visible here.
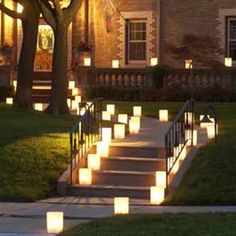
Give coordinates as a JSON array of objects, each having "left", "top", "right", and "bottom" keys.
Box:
[{"left": 0, "top": 0, "right": 236, "bottom": 71}]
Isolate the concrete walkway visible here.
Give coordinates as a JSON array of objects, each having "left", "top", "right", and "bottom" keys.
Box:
[
  {"left": 0, "top": 198, "right": 236, "bottom": 235},
  {"left": 110, "top": 117, "right": 208, "bottom": 148},
  {"left": 111, "top": 117, "right": 171, "bottom": 148}
]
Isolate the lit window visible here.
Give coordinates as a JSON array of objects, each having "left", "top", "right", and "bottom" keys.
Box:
[{"left": 126, "top": 20, "right": 147, "bottom": 63}]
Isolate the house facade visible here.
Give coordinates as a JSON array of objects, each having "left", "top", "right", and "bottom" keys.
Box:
[{"left": 0, "top": 0, "right": 236, "bottom": 70}]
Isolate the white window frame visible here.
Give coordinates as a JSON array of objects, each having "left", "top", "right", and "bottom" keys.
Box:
[
  {"left": 126, "top": 19, "right": 147, "bottom": 65},
  {"left": 119, "top": 11, "right": 153, "bottom": 68},
  {"left": 227, "top": 17, "right": 236, "bottom": 62}
]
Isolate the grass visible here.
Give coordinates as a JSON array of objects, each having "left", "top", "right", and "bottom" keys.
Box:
[
  {"left": 0, "top": 104, "right": 76, "bottom": 201},
  {"left": 60, "top": 213, "right": 236, "bottom": 236},
  {"left": 106, "top": 101, "right": 236, "bottom": 205}
]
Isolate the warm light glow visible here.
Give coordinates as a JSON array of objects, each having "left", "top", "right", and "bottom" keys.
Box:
[
  {"left": 97, "top": 141, "right": 109, "bottom": 158},
  {"left": 159, "top": 110, "right": 168, "bottom": 122},
  {"left": 79, "top": 107, "right": 86, "bottom": 116},
  {"left": 67, "top": 98, "right": 71, "bottom": 108},
  {"left": 129, "top": 117, "right": 140, "bottom": 134},
  {"left": 133, "top": 106, "right": 142, "bottom": 117},
  {"left": 79, "top": 168, "right": 92, "bottom": 185},
  {"left": 171, "top": 158, "right": 180, "bottom": 174},
  {"left": 150, "top": 186, "right": 165, "bottom": 205},
  {"left": 156, "top": 171, "right": 167, "bottom": 188},
  {"left": 150, "top": 57, "right": 158, "bottom": 66},
  {"left": 185, "top": 59, "right": 193, "bottom": 69},
  {"left": 200, "top": 115, "right": 212, "bottom": 128},
  {"left": 13, "top": 80, "right": 17, "bottom": 91},
  {"left": 46, "top": 212, "right": 64, "bottom": 234},
  {"left": 102, "top": 127, "right": 112, "bottom": 143},
  {"left": 118, "top": 114, "right": 128, "bottom": 124},
  {"left": 69, "top": 81, "right": 76, "bottom": 89},
  {"left": 71, "top": 100, "right": 79, "bottom": 110},
  {"left": 185, "top": 129, "right": 198, "bottom": 146},
  {"left": 207, "top": 123, "right": 215, "bottom": 139},
  {"left": 102, "top": 111, "right": 111, "bottom": 121},
  {"left": 179, "top": 145, "right": 187, "bottom": 161},
  {"left": 114, "top": 124, "right": 126, "bottom": 139},
  {"left": 114, "top": 197, "right": 129, "bottom": 215},
  {"left": 75, "top": 95, "right": 82, "bottom": 103},
  {"left": 84, "top": 57, "right": 91, "bottom": 66},
  {"left": 87, "top": 154, "right": 101, "bottom": 171},
  {"left": 225, "top": 57, "right": 232, "bottom": 67},
  {"left": 112, "top": 60, "right": 119, "bottom": 68},
  {"left": 6, "top": 97, "right": 13, "bottom": 105},
  {"left": 107, "top": 104, "right": 115, "bottom": 115},
  {"left": 17, "top": 3, "right": 24, "bottom": 13},
  {"left": 34, "top": 103, "right": 44, "bottom": 111},
  {"left": 173, "top": 146, "right": 179, "bottom": 159},
  {"left": 185, "top": 112, "right": 194, "bottom": 124},
  {"left": 193, "top": 130, "right": 198, "bottom": 146},
  {"left": 72, "top": 88, "right": 79, "bottom": 96}
]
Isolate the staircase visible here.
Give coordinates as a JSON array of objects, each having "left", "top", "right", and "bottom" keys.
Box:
[
  {"left": 64, "top": 101, "right": 210, "bottom": 202},
  {"left": 32, "top": 72, "right": 76, "bottom": 103},
  {"left": 70, "top": 145, "right": 167, "bottom": 199},
  {"left": 68, "top": 117, "right": 180, "bottom": 200}
]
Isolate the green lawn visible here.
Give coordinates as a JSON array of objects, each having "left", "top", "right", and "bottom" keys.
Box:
[
  {"left": 0, "top": 104, "right": 76, "bottom": 201},
  {"left": 60, "top": 213, "right": 236, "bottom": 236}
]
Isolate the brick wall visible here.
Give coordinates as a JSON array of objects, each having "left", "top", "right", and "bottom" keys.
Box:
[
  {"left": 72, "top": 0, "right": 236, "bottom": 68},
  {"left": 161, "top": 0, "right": 236, "bottom": 68},
  {"left": 72, "top": 0, "right": 158, "bottom": 68}
]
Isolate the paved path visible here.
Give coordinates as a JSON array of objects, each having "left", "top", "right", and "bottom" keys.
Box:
[
  {"left": 0, "top": 198, "right": 236, "bottom": 235},
  {"left": 111, "top": 117, "right": 171, "bottom": 148},
  {"left": 110, "top": 117, "right": 208, "bottom": 148}
]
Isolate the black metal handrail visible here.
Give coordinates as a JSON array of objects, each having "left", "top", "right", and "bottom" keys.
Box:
[
  {"left": 69, "top": 98, "right": 103, "bottom": 184},
  {"left": 165, "top": 100, "right": 195, "bottom": 190}
]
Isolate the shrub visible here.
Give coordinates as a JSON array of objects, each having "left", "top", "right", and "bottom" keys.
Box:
[
  {"left": 148, "top": 64, "right": 172, "bottom": 88},
  {"left": 0, "top": 85, "right": 14, "bottom": 101}
]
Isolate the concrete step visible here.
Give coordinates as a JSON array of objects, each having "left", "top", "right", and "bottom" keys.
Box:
[
  {"left": 85, "top": 170, "right": 156, "bottom": 187},
  {"left": 100, "top": 156, "right": 166, "bottom": 172},
  {"left": 108, "top": 146, "right": 166, "bottom": 158},
  {"left": 69, "top": 184, "right": 150, "bottom": 199},
  {"left": 32, "top": 89, "right": 73, "bottom": 96},
  {"left": 33, "top": 72, "right": 52, "bottom": 81}
]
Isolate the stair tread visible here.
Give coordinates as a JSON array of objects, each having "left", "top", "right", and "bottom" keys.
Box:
[
  {"left": 107, "top": 156, "right": 165, "bottom": 162},
  {"left": 94, "top": 170, "right": 155, "bottom": 175},
  {"left": 73, "top": 184, "right": 150, "bottom": 191}
]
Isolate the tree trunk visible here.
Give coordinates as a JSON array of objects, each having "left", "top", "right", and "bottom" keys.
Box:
[
  {"left": 46, "top": 24, "right": 69, "bottom": 115},
  {"left": 15, "top": 13, "right": 39, "bottom": 109}
]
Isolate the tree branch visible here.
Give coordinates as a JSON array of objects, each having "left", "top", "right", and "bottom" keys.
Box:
[
  {"left": 50, "top": 0, "right": 63, "bottom": 20},
  {"left": 0, "top": 2, "right": 23, "bottom": 19},
  {"left": 40, "top": 0, "right": 56, "bottom": 30},
  {"left": 64, "top": 0, "right": 82, "bottom": 24}
]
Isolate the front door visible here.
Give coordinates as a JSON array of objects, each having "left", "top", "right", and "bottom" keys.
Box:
[{"left": 34, "top": 23, "right": 54, "bottom": 71}]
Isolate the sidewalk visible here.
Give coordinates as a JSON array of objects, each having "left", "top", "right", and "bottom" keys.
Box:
[{"left": 0, "top": 197, "right": 236, "bottom": 235}]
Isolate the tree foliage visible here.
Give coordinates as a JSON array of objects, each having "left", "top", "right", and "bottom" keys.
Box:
[{"left": 166, "top": 34, "right": 224, "bottom": 69}]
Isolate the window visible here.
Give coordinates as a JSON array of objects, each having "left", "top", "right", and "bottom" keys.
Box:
[
  {"left": 228, "top": 18, "right": 236, "bottom": 61},
  {"left": 126, "top": 20, "right": 147, "bottom": 64}
]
